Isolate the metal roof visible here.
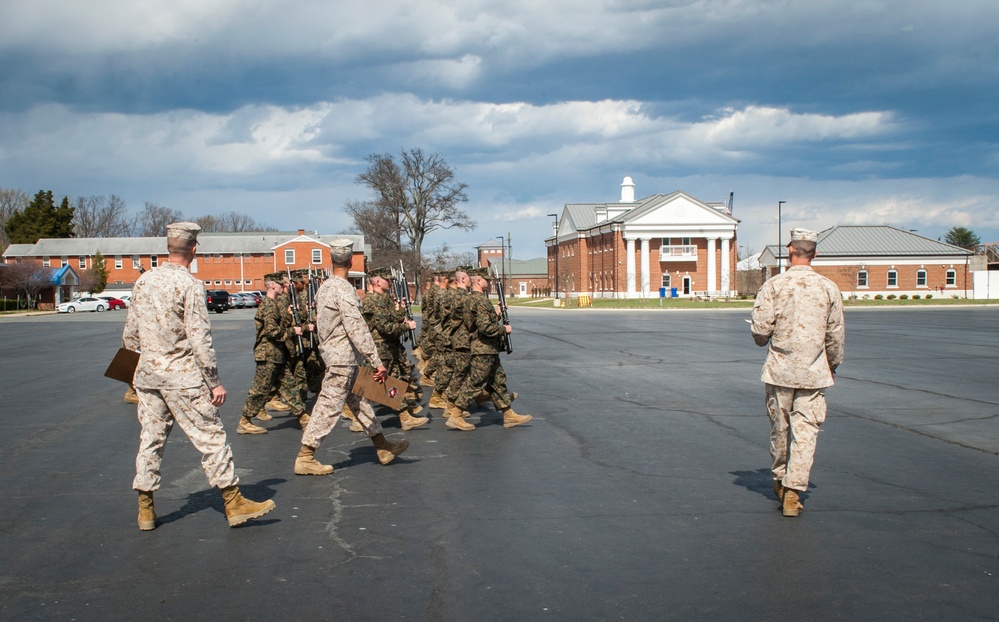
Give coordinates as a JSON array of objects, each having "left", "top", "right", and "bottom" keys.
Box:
[
  {"left": 818, "top": 226, "right": 970, "bottom": 257},
  {"left": 487, "top": 256, "right": 547, "bottom": 275}
]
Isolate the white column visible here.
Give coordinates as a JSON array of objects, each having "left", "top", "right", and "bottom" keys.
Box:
[
  {"left": 640, "top": 238, "right": 651, "bottom": 297},
  {"left": 625, "top": 237, "right": 636, "bottom": 297},
  {"left": 706, "top": 237, "right": 717, "bottom": 295},
  {"left": 720, "top": 237, "right": 731, "bottom": 294}
]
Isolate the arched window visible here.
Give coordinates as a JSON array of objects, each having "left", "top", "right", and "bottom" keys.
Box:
[
  {"left": 857, "top": 270, "right": 868, "bottom": 288},
  {"left": 946, "top": 269, "right": 956, "bottom": 286},
  {"left": 887, "top": 269, "right": 898, "bottom": 287},
  {"left": 916, "top": 269, "right": 927, "bottom": 287}
]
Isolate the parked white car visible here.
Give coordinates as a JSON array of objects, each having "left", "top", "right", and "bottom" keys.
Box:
[{"left": 57, "top": 297, "right": 107, "bottom": 313}]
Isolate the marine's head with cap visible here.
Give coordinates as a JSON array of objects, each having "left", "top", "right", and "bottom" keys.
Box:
[
  {"left": 788, "top": 227, "right": 818, "bottom": 260},
  {"left": 166, "top": 222, "right": 201, "bottom": 257},
  {"left": 329, "top": 238, "right": 354, "bottom": 268}
]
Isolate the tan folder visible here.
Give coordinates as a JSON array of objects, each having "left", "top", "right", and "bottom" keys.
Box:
[
  {"left": 351, "top": 366, "right": 407, "bottom": 410},
  {"left": 104, "top": 348, "right": 140, "bottom": 384}
]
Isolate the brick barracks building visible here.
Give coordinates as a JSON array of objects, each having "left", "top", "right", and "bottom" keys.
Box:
[
  {"left": 2, "top": 230, "right": 369, "bottom": 299},
  {"left": 547, "top": 177, "right": 740, "bottom": 299}
]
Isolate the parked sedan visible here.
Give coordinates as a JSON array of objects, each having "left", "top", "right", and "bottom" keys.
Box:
[
  {"left": 57, "top": 297, "right": 107, "bottom": 313},
  {"left": 229, "top": 293, "right": 247, "bottom": 309},
  {"left": 96, "top": 295, "right": 127, "bottom": 310}
]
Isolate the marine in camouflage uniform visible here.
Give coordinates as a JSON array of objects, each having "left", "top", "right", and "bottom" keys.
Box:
[
  {"left": 122, "top": 222, "right": 274, "bottom": 530},
  {"left": 237, "top": 273, "right": 301, "bottom": 434},
  {"left": 446, "top": 269, "right": 532, "bottom": 431},
  {"left": 443, "top": 271, "right": 473, "bottom": 409},
  {"left": 432, "top": 270, "right": 470, "bottom": 415},
  {"left": 751, "top": 228, "right": 845, "bottom": 517},
  {"left": 293, "top": 239, "right": 410, "bottom": 476},
  {"left": 275, "top": 276, "right": 311, "bottom": 421},
  {"left": 362, "top": 270, "right": 428, "bottom": 430},
  {"left": 416, "top": 274, "right": 442, "bottom": 382}
]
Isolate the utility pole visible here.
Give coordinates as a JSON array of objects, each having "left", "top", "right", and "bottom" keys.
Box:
[{"left": 778, "top": 200, "right": 786, "bottom": 273}]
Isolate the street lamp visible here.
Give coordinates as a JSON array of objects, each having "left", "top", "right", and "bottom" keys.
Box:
[
  {"left": 777, "top": 200, "right": 786, "bottom": 273},
  {"left": 496, "top": 236, "right": 506, "bottom": 297},
  {"left": 547, "top": 213, "right": 559, "bottom": 299}
]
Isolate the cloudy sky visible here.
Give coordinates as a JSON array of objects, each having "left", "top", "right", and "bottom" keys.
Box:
[{"left": 2, "top": 0, "right": 998, "bottom": 259}]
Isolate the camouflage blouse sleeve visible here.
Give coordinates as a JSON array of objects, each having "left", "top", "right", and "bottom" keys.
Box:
[{"left": 183, "top": 280, "right": 221, "bottom": 388}]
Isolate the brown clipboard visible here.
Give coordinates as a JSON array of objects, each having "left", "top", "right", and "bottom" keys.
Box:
[
  {"left": 351, "top": 366, "right": 407, "bottom": 410},
  {"left": 104, "top": 348, "right": 139, "bottom": 384}
]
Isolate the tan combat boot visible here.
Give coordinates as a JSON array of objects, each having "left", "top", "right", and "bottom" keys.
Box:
[
  {"left": 475, "top": 391, "right": 490, "bottom": 407},
  {"left": 773, "top": 480, "right": 786, "bottom": 508},
  {"left": 265, "top": 399, "right": 291, "bottom": 412},
  {"left": 502, "top": 407, "right": 533, "bottom": 428},
  {"left": 399, "top": 408, "right": 429, "bottom": 431},
  {"left": 371, "top": 433, "right": 409, "bottom": 465},
  {"left": 342, "top": 404, "right": 364, "bottom": 432},
  {"left": 256, "top": 409, "right": 273, "bottom": 421},
  {"left": 294, "top": 445, "right": 333, "bottom": 475},
  {"left": 298, "top": 413, "right": 310, "bottom": 428},
  {"left": 220, "top": 485, "right": 276, "bottom": 527},
  {"left": 420, "top": 374, "right": 435, "bottom": 387},
  {"left": 237, "top": 416, "right": 268, "bottom": 434},
  {"left": 782, "top": 489, "right": 803, "bottom": 517},
  {"left": 428, "top": 390, "right": 446, "bottom": 409},
  {"left": 137, "top": 490, "right": 156, "bottom": 531},
  {"left": 445, "top": 415, "right": 475, "bottom": 431},
  {"left": 124, "top": 385, "right": 140, "bottom": 404}
]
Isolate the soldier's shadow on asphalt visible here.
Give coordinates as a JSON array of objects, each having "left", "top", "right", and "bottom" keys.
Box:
[
  {"left": 156, "top": 478, "right": 284, "bottom": 527},
  {"left": 730, "top": 468, "right": 814, "bottom": 502}
]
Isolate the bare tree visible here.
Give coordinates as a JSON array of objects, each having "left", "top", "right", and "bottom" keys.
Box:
[
  {"left": 2, "top": 262, "right": 50, "bottom": 308},
  {"left": 72, "top": 194, "right": 136, "bottom": 238},
  {"left": 422, "top": 243, "right": 476, "bottom": 271},
  {"left": 193, "top": 214, "right": 222, "bottom": 232},
  {"left": 138, "top": 202, "right": 184, "bottom": 236},
  {"left": 194, "top": 211, "right": 271, "bottom": 233},
  {"left": 0, "top": 187, "right": 30, "bottom": 250},
  {"left": 352, "top": 148, "right": 475, "bottom": 269}
]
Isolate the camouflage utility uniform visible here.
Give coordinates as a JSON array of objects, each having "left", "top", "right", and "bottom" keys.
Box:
[
  {"left": 123, "top": 262, "right": 237, "bottom": 492},
  {"left": 751, "top": 264, "right": 845, "bottom": 496},
  {"left": 240, "top": 296, "right": 292, "bottom": 422},
  {"left": 453, "top": 289, "right": 514, "bottom": 412}
]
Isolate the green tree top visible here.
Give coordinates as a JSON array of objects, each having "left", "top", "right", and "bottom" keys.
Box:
[
  {"left": 4, "top": 190, "right": 75, "bottom": 244},
  {"left": 943, "top": 226, "right": 980, "bottom": 250}
]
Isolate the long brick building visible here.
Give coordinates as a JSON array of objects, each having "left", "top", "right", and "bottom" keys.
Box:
[
  {"left": 547, "top": 178, "right": 739, "bottom": 299},
  {"left": 2, "top": 230, "right": 369, "bottom": 295}
]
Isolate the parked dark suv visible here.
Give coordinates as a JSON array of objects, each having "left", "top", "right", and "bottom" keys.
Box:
[{"left": 205, "top": 290, "right": 230, "bottom": 314}]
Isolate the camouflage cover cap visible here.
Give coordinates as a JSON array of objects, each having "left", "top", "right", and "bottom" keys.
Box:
[
  {"left": 789, "top": 228, "right": 818, "bottom": 243},
  {"left": 329, "top": 238, "right": 354, "bottom": 263},
  {"left": 469, "top": 267, "right": 490, "bottom": 278},
  {"left": 166, "top": 222, "right": 201, "bottom": 243},
  {"left": 264, "top": 272, "right": 287, "bottom": 284},
  {"left": 290, "top": 268, "right": 310, "bottom": 282},
  {"left": 368, "top": 267, "right": 391, "bottom": 279}
]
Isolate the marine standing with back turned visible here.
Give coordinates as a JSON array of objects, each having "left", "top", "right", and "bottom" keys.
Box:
[
  {"left": 122, "top": 222, "right": 275, "bottom": 530},
  {"left": 751, "top": 227, "right": 845, "bottom": 517}
]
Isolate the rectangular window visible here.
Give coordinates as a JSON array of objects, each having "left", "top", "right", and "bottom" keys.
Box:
[
  {"left": 43, "top": 256, "right": 51, "bottom": 267},
  {"left": 115, "top": 256, "right": 123, "bottom": 270},
  {"left": 132, "top": 256, "right": 140, "bottom": 269},
  {"left": 946, "top": 270, "right": 956, "bottom": 286},
  {"left": 214, "top": 280, "right": 222, "bottom": 285},
  {"left": 151, "top": 256, "right": 158, "bottom": 268},
  {"left": 312, "top": 249, "right": 322, "bottom": 264},
  {"left": 887, "top": 270, "right": 898, "bottom": 287},
  {"left": 61, "top": 257, "right": 69, "bottom": 267},
  {"left": 857, "top": 271, "right": 868, "bottom": 288},
  {"left": 916, "top": 270, "right": 927, "bottom": 287},
  {"left": 224, "top": 280, "right": 232, "bottom": 285},
  {"left": 285, "top": 249, "right": 295, "bottom": 264},
  {"left": 79, "top": 256, "right": 87, "bottom": 269},
  {"left": 661, "top": 274, "right": 671, "bottom": 288}
]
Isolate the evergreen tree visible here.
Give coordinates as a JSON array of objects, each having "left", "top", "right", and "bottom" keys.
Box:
[
  {"left": 943, "top": 226, "right": 980, "bottom": 250},
  {"left": 4, "top": 190, "right": 75, "bottom": 244},
  {"left": 92, "top": 251, "right": 108, "bottom": 293}
]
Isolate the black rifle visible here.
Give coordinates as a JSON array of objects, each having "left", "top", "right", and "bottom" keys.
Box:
[
  {"left": 392, "top": 262, "right": 417, "bottom": 344},
  {"left": 286, "top": 268, "right": 306, "bottom": 357},
  {"left": 306, "top": 266, "right": 317, "bottom": 349},
  {"left": 492, "top": 265, "right": 513, "bottom": 354}
]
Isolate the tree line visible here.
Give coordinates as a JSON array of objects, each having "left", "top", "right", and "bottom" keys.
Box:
[{"left": 1, "top": 188, "right": 273, "bottom": 248}]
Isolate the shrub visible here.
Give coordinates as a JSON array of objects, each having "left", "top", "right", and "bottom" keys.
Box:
[
  {"left": 862, "top": 294, "right": 870, "bottom": 300},
  {"left": 912, "top": 295, "right": 921, "bottom": 300},
  {"left": 899, "top": 294, "right": 909, "bottom": 300},
  {"left": 887, "top": 294, "right": 897, "bottom": 300},
  {"left": 874, "top": 294, "right": 884, "bottom": 300},
  {"left": 925, "top": 294, "right": 932, "bottom": 299}
]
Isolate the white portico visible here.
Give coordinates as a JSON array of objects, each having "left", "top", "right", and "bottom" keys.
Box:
[{"left": 547, "top": 179, "right": 740, "bottom": 299}]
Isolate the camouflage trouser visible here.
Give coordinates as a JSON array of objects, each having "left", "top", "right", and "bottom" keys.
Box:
[
  {"left": 379, "top": 342, "right": 417, "bottom": 404},
  {"left": 305, "top": 349, "right": 325, "bottom": 395},
  {"left": 454, "top": 353, "right": 512, "bottom": 411},
  {"left": 241, "top": 359, "right": 285, "bottom": 419},
  {"left": 433, "top": 346, "right": 457, "bottom": 394},
  {"left": 765, "top": 383, "right": 827, "bottom": 492},
  {"left": 134, "top": 386, "right": 238, "bottom": 491},
  {"left": 302, "top": 366, "right": 383, "bottom": 448},
  {"left": 279, "top": 357, "right": 308, "bottom": 415},
  {"left": 444, "top": 349, "right": 471, "bottom": 402}
]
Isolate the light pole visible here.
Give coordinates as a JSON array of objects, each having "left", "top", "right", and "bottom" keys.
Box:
[
  {"left": 547, "top": 213, "right": 559, "bottom": 299},
  {"left": 496, "top": 236, "right": 506, "bottom": 297},
  {"left": 778, "top": 200, "right": 786, "bottom": 273}
]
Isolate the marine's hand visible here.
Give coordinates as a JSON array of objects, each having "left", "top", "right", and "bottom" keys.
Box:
[
  {"left": 504, "top": 324, "right": 512, "bottom": 334},
  {"left": 293, "top": 326, "right": 304, "bottom": 336},
  {"left": 210, "top": 385, "right": 227, "bottom": 406},
  {"left": 405, "top": 319, "right": 416, "bottom": 330},
  {"left": 373, "top": 366, "right": 388, "bottom": 383}
]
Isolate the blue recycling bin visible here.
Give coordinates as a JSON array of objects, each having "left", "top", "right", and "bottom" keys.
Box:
[
  {"left": 659, "top": 287, "right": 667, "bottom": 298},
  {"left": 671, "top": 287, "right": 678, "bottom": 298}
]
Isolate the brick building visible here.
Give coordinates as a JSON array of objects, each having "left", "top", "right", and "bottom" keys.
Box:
[
  {"left": 2, "top": 230, "right": 369, "bottom": 294},
  {"left": 759, "top": 226, "right": 973, "bottom": 298},
  {"left": 475, "top": 239, "right": 548, "bottom": 298},
  {"left": 546, "top": 178, "right": 739, "bottom": 299}
]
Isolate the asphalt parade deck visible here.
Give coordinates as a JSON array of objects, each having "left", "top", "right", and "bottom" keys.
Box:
[{"left": 1, "top": 306, "right": 997, "bottom": 621}]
